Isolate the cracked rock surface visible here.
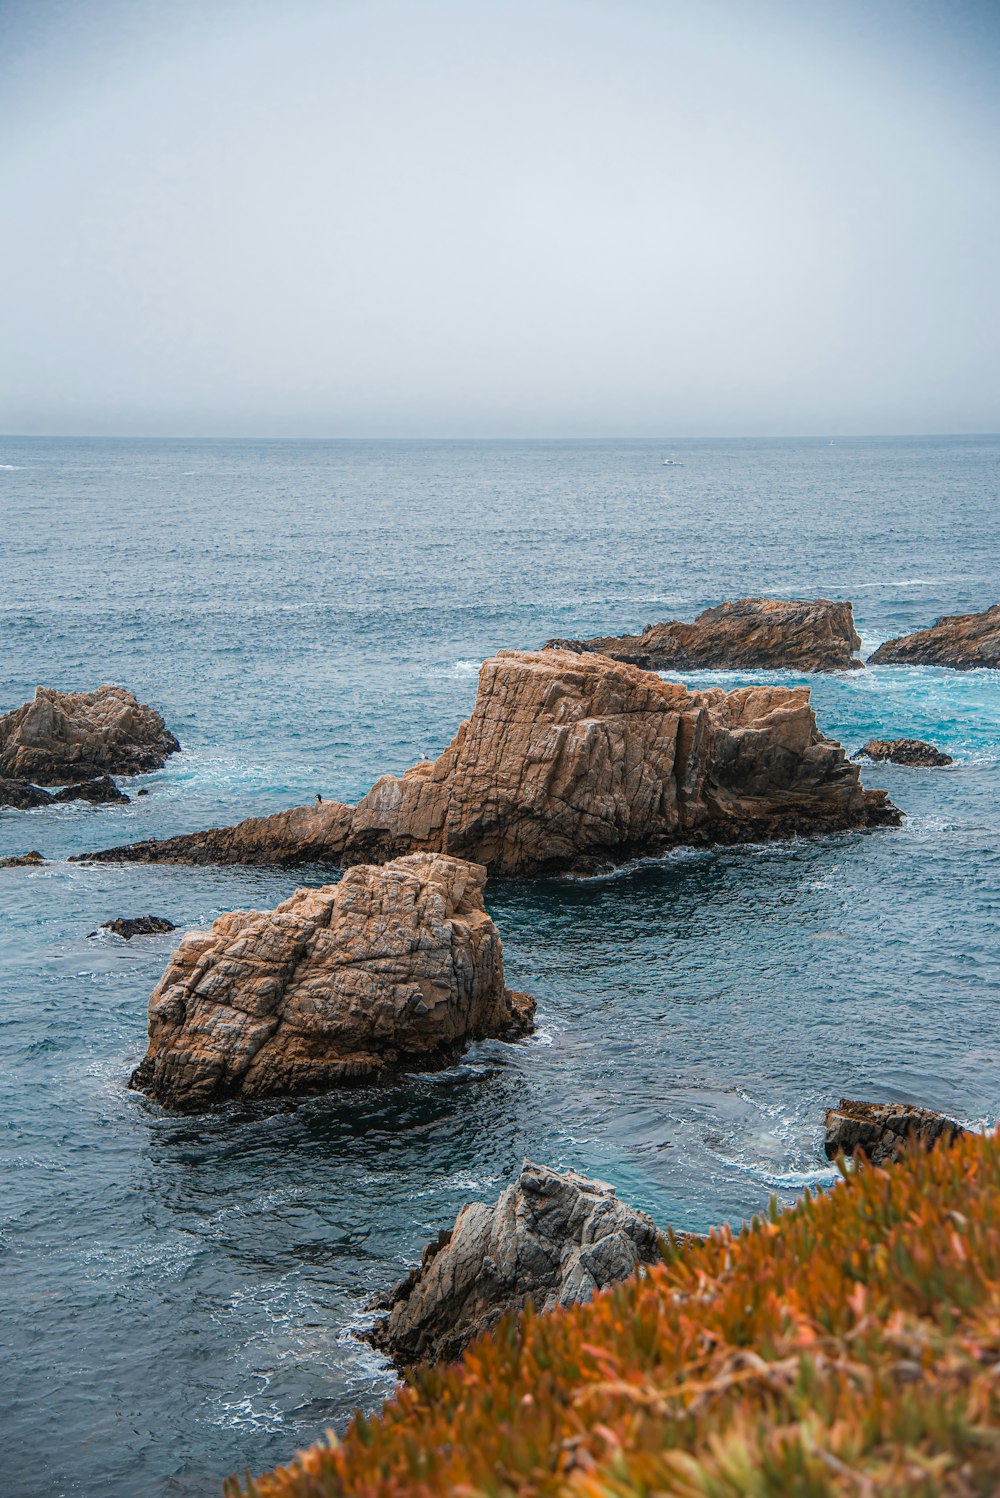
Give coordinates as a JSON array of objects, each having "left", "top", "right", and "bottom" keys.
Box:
[
  {"left": 824, "top": 1099, "right": 967, "bottom": 1166},
  {"left": 853, "top": 738, "right": 953, "bottom": 767},
  {"left": 868, "top": 604, "right": 1000, "bottom": 668},
  {"left": 79, "top": 650, "right": 899, "bottom": 875},
  {"left": 0, "top": 685, "right": 179, "bottom": 783},
  {"left": 129, "top": 852, "right": 533, "bottom": 1110},
  {"left": 365, "top": 1161, "right": 661, "bottom": 1367}
]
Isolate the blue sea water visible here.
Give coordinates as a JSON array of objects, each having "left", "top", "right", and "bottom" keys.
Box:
[{"left": 0, "top": 435, "right": 998, "bottom": 1497}]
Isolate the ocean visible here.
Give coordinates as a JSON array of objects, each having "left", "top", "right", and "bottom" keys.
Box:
[{"left": 1, "top": 435, "right": 998, "bottom": 1496}]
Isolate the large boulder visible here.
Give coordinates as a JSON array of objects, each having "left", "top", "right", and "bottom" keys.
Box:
[
  {"left": 852, "top": 738, "right": 953, "bottom": 767},
  {"left": 78, "top": 651, "right": 900, "bottom": 876},
  {"left": 545, "top": 598, "right": 864, "bottom": 672},
  {"left": 365, "top": 1161, "right": 661, "bottom": 1367},
  {"left": 868, "top": 604, "right": 1000, "bottom": 668},
  {"left": 0, "top": 778, "right": 53, "bottom": 809},
  {"left": 53, "top": 774, "right": 131, "bottom": 804},
  {"left": 129, "top": 853, "right": 534, "bottom": 1111},
  {"left": 824, "top": 1099, "right": 967, "bottom": 1166},
  {"left": 0, "top": 685, "right": 179, "bottom": 784}
]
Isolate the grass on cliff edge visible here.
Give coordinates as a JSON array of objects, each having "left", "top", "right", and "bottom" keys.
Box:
[{"left": 228, "top": 1129, "right": 1000, "bottom": 1498}]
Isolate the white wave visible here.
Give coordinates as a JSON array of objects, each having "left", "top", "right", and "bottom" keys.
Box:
[{"left": 0, "top": 463, "right": 24, "bottom": 470}]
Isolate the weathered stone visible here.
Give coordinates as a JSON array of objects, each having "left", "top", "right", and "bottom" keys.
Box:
[
  {"left": 0, "top": 850, "right": 45, "bottom": 867},
  {"left": 0, "top": 685, "right": 180, "bottom": 784},
  {"left": 545, "top": 598, "right": 864, "bottom": 672},
  {"left": 77, "top": 650, "right": 900, "bottom": 876},
  {"left": 853, "top": 739, "right": 953, "bottom": 767},
  {"left": 53, "top": 774, "right": 131, "bottom": 804},
  {"left": 824, "top": 1099, "right": 967, "bottom": 1167},
  {"left": 0, "top": 778, "right": 53, "bottom": 809},
  {"left": 129, "top": 853, "right": 534, "bottom": 1110},
  {"left": 868, "top": 604, "right": 1000, "bottom": 668},
  {"left": 96, "top": 916, "right": 177, "bottom": 940},
  {"left": 365, "top": 1161, "right": 661, "bottom": 1367}
]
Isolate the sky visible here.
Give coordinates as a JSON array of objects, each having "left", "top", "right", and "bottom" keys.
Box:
[{"left": 1, "top": 0, "right": 998, "bottom": 438}]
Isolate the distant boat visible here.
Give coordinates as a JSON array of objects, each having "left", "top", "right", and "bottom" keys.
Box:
[{"left": 662, "top": 458, "right": 684, "bottom": 467}]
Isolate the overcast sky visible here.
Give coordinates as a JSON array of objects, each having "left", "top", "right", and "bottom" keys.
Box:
[{"left": 1, "top": 0, "right": 998, "bottom": 437}]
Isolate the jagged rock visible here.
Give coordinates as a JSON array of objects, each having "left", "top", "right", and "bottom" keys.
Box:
[
  {"left": 824, "top": 1099, "right": 967, "bottom": 1166},
  {"left": 0, "top": 685, "right": 180, "bottom": 785},
  {"left": 95, "top": 916, "right": 177, "bottom": 940},
  {"left": 53, "top": 774, "right": 131, "bottom": 804},
  {"left": 365, "top": 1161, "right": 661, "bottom": 1367},
  {"left": 545, "top": 598, "right": 864, "bottom": 672},
  {"left": 853, "top": 738, "right": 953, "bottom": 767},
  {"left": 0, "top": 778, "right": 53, "bottom": 809},
  {"left": 0, "top": 850, "right": 45, "bottom": 867},
  {"left": 76, "top": 650, "right": 900, "bottom": 876},
  {"left": 129, "top": 853, "right": 534, "bottom": 1110},
  {"left": 868, "top": 604, "right": 1000, "bottom": 669}
]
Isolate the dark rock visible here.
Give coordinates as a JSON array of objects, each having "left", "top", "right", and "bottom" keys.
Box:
[
  {"left": 853, "top": 738, "right": 953, "bottom": 767},
  {"left": 365, "top": 1161, "right": 662, "bottom": 1368},
  {"left": 824, "top": 1099, "right": 967, "bottom": 1166},
  {"left": 868, "top": 604, "right": 1000, "bottom": 668},
  {"left": 544, "top": 598, "right": 864, "bottom": 672},
  {"left": 97, "top": 916, "right": 177, "bottom": 940},
  {"left": 0, "top": 778, "right": 53, "bottom": 809},
  {"left": 53, "top": 775, "right": 131, "bottom": 804},
  {"left": 136, "top": 788, "right": 150, "bottom": 797},
  {"left": 0, "top": 684, "right": 180, "bottom": 784},
  {"left": 74, "top": 650, "right": 900, "bottom": 875},
  {"left": 0, "top": 850, "right": 45, "bottom": 867}
]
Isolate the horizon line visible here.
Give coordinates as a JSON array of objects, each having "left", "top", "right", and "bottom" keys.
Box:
[{"left": 2, "top": 430, "right": 999, "bottom": 444}]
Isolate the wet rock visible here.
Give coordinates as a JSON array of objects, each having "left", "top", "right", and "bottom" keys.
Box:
[
  {"left": 53, "top": 775, "right": 131, "bottom": 804},
  {"left": 77, "top": 650, "right": 901, "bottom": 875},
  {"left": 0, "top": 850, "right": 45, "bottom": 867},
  {"left": 824, "top": 1099, "right": 967, "bottom": 1166},
  {"left": 868, "top": 604, "right": 1000, "bottom": 668},
  {"left": 853, "top": 738, "right": 953, "bottom": 767},
  {"left": 0, "top": 684, "right": 180, "bottom": 785},
  {"left": 0, "top": 778, "right": 53, "bottom": 809},
  {"left": 365, "top": 1161, "right": 661, "bottom": 1367},
  {"left": 96, "top": 916, "right": 177, "bottom": 940},
  {"left": 545, "top": 598, "right": 864, "bottom": 672},
  {"left": 129, "top": 852, "right": 534, "bottom": 1111}
]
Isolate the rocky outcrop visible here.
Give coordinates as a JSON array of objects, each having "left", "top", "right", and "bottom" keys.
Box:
[
  {"left": 853, "top": 738, "right": 953, "bottom": 767},
  {"left": 0, "top": 685, "right": 179, "bottom": 785},
  {"left": 0, "top": 850, "right": 45, "bottom": 867},
  {"left": 0, "top": 778, "right": 53, "bottom": 809},
  {"left": 365, "top": 1161, "right": 661, "bottom": 1367},
  {"left": 53, "top": 775, "right": 131, "bottom": 803},
  {"left": 129, "top": 853, "right": 533, "bottom": 1110},
  {"left": 94, "top": 916, "right": 177, "bottom": 940},
  {"left": 545, "top": 598, "right": 864, "bottom": 672},
  {"left": 77, "top": 651, "right": 900, "bottom": 877},
  {"left": 868, "top": 604, "right": 1000, "bottom": 669},
  {"left": 824, "top": 1099, "right": 967, "bottom": 1166}
]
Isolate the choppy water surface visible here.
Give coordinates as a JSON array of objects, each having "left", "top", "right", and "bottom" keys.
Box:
[{"left": 1, "top": 436, "right": 998, "bottom": 1497}]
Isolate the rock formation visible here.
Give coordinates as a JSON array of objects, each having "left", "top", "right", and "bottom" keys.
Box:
[
  {"left": 0, "top": 778, "right": 53, "bottom": 809},
  {"left": 868, "top": 604, "right": 1000, "bottom": 668},
  {"left": 94, "top": 916, "right": 177, "bottom": 940},
  {"left": 365, "top": 1161, "right": 661, "bottom": 1367},
  {"left": 77, "top": 650, "right": 900, "bottom": 876},
  {"left": 52, "top": 774, "right": 131, "bottom": 804},
  {"left": 0, "top": 685, "right": 179, "bottom": 784},
  {"left": 853, "top": 738, "right": 953, "bottom": 767},
  {"left": 544, "top": 598, "right": 864, "bottom": 672},
  {"left": 824, "top": 1099, "right": 967, "bottom": 1167},
  {"left": 0, "top": 850, "right": 45, "bottom": 868},
  {"left": 129, "top": 853, "right": 533, "bottom": 1110}
]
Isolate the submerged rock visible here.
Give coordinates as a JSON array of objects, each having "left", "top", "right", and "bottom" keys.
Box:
[
  {"left": 0, "top": 778, "right": 53, "bottom": 809},
  {"left": 544, "top": 598, "right": 864, "bottom": 672},
  {"left": 95, "top": 916, "right": 177, "bottom": 940},
  {"left": 0, "top": 850, "right": 45, "bottom": 867},
  {"left": 53, "top": 774, "right": 131, "bottom": 804},
  {"left": 0, "top": 684, "right": 180, "bottom": 785},
  {"left": 824, "top": 1099, "right": 967, "bottom": 1166},
  {"left": 129, "top": 853, "right": 534, "bottom": 1110},
  {"left": 868, "top": 604, "right": 1000, "bottom": 668},
  {"left": 365, "top": 1161, "right": 661, "bottom": 1367},
  {"left": 77, "top": 650, "right": 900, "bottom": 875},
  {"left": 853, "top": 738, "right": 953, "bottom": 767}
]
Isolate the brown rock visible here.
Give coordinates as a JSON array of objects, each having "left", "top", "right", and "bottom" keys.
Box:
[
  {"left": 868, "top": 604, "right": 1000, "bottom": 668},
  {"left": 0, "top": 850, "right": 45, "bottom": 867},
  {"left": 853, "top": 738, "right": 953, "bottom": 767},
  {"left": 53, "top": 774, "right": 131, "bottom": 804},
  {"left": 76, "top": 651, "right": 900, "bottom": 876},
  {"left": 824, "top": 1099, "right": 967, "bottom": 1167},
  {"left": 128, "top": 852, "right": 534, "bottom": 1110},
  {"left": 365, "top": 1161, "right": 661, "bottom": 1368},
  {"left": 545, "top": 598, "right": 864, "bottom": 672},
  {"left": 0, "top": 685, "right": 180, "bottom": 785},
  {"left": 0, "top": 778, "right": 53, "bottom": 809}
]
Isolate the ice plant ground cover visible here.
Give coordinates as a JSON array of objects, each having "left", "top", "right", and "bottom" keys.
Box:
[{"left": 230, "top": 1129, "right": 1000, "bottom": 1498}]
